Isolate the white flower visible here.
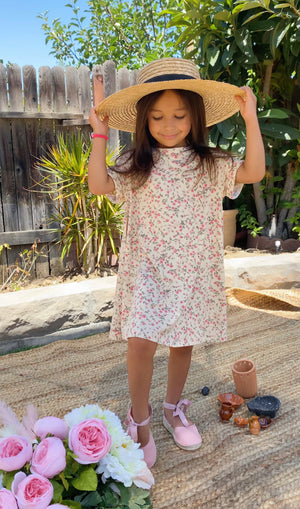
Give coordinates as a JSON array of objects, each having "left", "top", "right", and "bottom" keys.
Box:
[
  {"left": 65, "top": 405, "right": 154, "bottom": 489},
  {"left": 0, "top": 473, "right": 3, "bottom": 489},
  {"left": 96, "top": 433, "right": 151, "bottom": 488}
]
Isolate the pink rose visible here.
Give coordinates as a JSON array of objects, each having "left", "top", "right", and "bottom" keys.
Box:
[
  {"left": 68, "top": 418, "right": 111, "bottom": 464},
  {"left": 12, "top": 472, "right": 53, "bottom": 509},
  {"left": 33, "top": 417, "right": 68, "bottom": 440},
  {"left": 31, "top": 437, "right": 66, "bottom": 478},
  {"left": 0, "top": 488, "right": 18, "bottom": 509},
  {"left": 0, "top": 435, "right": 32, "bottom": 471}
]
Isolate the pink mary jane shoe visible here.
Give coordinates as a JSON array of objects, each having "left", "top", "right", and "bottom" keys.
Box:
[
  {"left": 125, "top": 405, "right": 156, "bottom": 468},
  {"left": 163, "top": 399, "right": 202, "bottom": 451}
]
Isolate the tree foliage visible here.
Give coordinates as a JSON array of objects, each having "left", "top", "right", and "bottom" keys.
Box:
[
  {"left": 39, "top": 0, "right": 183, "bottom": 69},
  {"left": 167, "top": 0, "right": 300, "bottom": 85},
  {"left": 167, "top": 0, "right": 300, "bottom": 237}
]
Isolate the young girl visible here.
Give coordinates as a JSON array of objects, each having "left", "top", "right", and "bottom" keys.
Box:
[{"left": 88, "top": 58, "right": 265, "bottom": 469}]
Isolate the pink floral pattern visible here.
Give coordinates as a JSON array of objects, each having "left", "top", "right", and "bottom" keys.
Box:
[{"left": 108, "top": 147, "right": 242, "bottom": 346}]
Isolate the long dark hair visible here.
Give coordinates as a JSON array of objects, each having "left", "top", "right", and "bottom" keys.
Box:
[{"left": 113, "top": 89, "right": 223, "bottom": 185}]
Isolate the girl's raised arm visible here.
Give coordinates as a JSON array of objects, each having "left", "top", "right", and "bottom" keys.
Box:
[
  {"left": 88, "top": 107, "right": 116, "bottom": 196},
  {"left": 235, "top": 87, "right": 265, "bottom": 184}
]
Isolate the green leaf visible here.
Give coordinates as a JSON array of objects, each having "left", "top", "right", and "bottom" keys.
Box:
[
  {"left": 279, "top": 200, "right": 296, "bottom": 209},
  {"left": 233, "top": 1, "right": 262, "bottom": 14},
  {"left": 209, "top": 125, "right": 220, "bottom": 146},
  {"left": 2, "top": 471, "right": 16, "bottom": 490},
  {"left": 71, "top": 467, "right": 98, "bottom": 491},
  {"left": 272, "top": 21, "right": 291, "bottom": 50},
  {"left": 235, "top": 28, "right": 256, "bottom": 61},
  {"left": 274, "top": 3, "right": 294, "bottom": 8},
  {"left": 260, "top": 123, "right": 300, "bottom": 140},
  {"left": 217, "top": 118, "right": 237, "bottom": 139},
  {"left": 242, "top": 11, "right": 265, "bottom": 24},
  {"left": 59, "top": 501, "right": 81, "bottom": 509},
  {"left": 59, "top": 471, "right": 70, "bottom": 490},
  {"left": 258, "top": 108, "right": 290, "bottom": 119},
  {"left": 79, "top": 491, "right": 103, "bottom": 505},
  {"left": 51, "top": 479, "right": 65, "bottom": 503},
  {"left": 207, "top": 46, "right": 220, "bottom": 67},
  {"left": 219, "top": 136, "right": 231, "bottom": 150},
  {"left": 128, "top": 486, "right": 152, "bottom": 509},
  {"left": 214, "top": 10, "right": 230, "bottom": 22}
]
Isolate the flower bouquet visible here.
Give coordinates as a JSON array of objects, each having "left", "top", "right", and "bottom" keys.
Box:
[{"left": 0, "top": 401, "right": 154, "bottom": 508}]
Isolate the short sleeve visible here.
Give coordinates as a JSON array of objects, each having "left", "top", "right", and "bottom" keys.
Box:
[
  {"left": 217, "top": 156, "right": 243, "bottom": 199},
  {"left": 107, "top": 168, "right": 127, "bottom": 203},
  {"left": 106, "top": 152, "right": 132, "bottom": 203}
]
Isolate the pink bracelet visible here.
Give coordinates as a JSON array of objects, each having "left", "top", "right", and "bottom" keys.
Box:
[{"left": 91, "top": 133, "right": 108, "bottom": 141}]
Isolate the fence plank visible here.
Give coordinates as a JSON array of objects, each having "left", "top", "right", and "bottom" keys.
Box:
[
  {"left": 23, "top": 66, "right": 46, "bottom": 228},
  {"left": 52, "top": 66, "right": 66, "bottom": 111},
  {"left": 0, "top": 64, "right": 8, "bottom": 279},
  {"left": 0, "top": 64, "right": 18, "bottom": 233},
  {"left": 79, "top": 66, "right": 92, "bottom": 117},
  {"left": 66, "top": 66, "right": 80, "bottom": 113},
  {"left": 52, "top": 66, "right": 66, "bottom": 138},
  {"left": 39, "top": 66, "right": 55, "bottom": 150},
  {"left": 7, "top": 64, "right": 23, "bottom": 111},
  {"left": 8, "top": 65, "right": 33, "bottom": 231},
  {"left": 40, "top": 67, "right": 64, "bottom": 276},
  {"left": 92, "top": 66, "right": 104, "bottom": 106},
  {"left": 78, "top": 65, "right": 92, "bottom": 139},
  {"left": 39, "top": 66, "right": 57, "bottom": 235},
  {"left": 0, "top": 63, "right": 8, "bottom": 110},
  {"left": 117, "top": 67, "right": 132, "bottom": 148},
  {"left": 0, "top": 64, "right": 9, "bottom": 234},
  {"left": 103, "top": 61, "right": 119, "bottom": 151},
  {"left": 24, "top": 65, "right": 51, "bottom": 278},
  {"left": 6, "top": 65, "right": 34, "bottom": 270}
]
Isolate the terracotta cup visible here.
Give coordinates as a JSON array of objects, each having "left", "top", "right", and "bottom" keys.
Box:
[{"left": 231, "top": 359, "right": 257, "bottom": 399}]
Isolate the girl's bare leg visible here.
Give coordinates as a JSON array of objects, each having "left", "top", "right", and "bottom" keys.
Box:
[
  {"left": 164, "top": 346, "right": 193, "bottom": 427},
  {"left": 127, "top": 337, "right": 157, "bottom": 447}
]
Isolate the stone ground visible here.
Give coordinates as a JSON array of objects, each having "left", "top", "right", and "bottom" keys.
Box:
[{"left": 0, "top": 247, "right": 276, "bottom": 293}]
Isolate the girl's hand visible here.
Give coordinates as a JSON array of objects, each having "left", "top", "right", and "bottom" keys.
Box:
[
  {"left": 235, "top": 86, "right": 258, "bottom": 123},
  {"left": 89, "top": 107, "right": 109, "bottom": 136}
]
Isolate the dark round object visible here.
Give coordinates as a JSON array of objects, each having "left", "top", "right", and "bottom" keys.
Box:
[
  {"left": 201, "top": 386, "right": 210, "bottom": 396},
  {"left": 247, "top": 395, "right": 280, "bottom": 418}
]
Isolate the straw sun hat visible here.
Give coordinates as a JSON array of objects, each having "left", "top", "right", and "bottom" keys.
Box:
[{"left": 96, "top": 58, "right": 245, "bottom": 133}]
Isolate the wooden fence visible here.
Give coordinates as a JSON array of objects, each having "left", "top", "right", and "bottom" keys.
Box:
[{"left": 0, "top": 61, "right": 136, "bottom": 284}]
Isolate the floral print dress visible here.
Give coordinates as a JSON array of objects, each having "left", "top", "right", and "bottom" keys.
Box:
[{"left": 108, "top": 147, "right": 242, "bottom": 347}]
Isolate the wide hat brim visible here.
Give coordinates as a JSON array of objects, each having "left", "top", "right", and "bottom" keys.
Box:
[{"left": 96, "top": 79, "right": 245, "bottom": 133}]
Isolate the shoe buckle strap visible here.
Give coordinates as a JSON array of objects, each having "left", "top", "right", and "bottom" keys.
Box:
[
  {"left": 124, "top": 405, "right": 153, "bottom": 442},
  {"left": 171, "top": 399, "right": 191, "bottom": 427}
]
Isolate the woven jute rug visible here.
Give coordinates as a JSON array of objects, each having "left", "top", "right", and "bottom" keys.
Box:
[{"left": 1, "top": 288, "right": 300, "bottom": 509}]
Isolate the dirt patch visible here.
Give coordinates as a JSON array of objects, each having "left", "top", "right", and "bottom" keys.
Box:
[
  {"left": 0, "top": 265, "right": 117, "bottom": 293},
  {"left": 223, "top": 246, "right": 272, "bottom": 258}
]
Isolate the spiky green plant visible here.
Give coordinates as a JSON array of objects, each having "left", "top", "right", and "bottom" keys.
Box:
[{"left": 34, "top": 133, "right": 124, "bottom": 273}]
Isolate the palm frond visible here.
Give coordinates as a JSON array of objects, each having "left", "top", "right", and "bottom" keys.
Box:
[{"left": 34, "top": 134, "right": 123, "bottom": 272}]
